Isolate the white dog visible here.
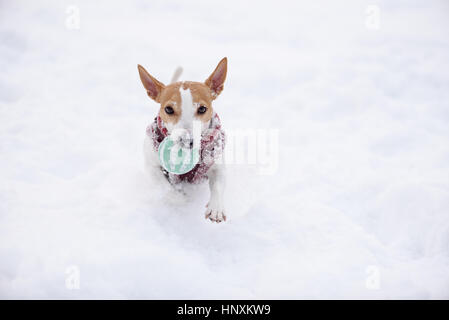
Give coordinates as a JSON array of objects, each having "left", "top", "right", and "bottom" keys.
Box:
[{"left": 138, "top": 58, "right": 228, "bottom": 223}]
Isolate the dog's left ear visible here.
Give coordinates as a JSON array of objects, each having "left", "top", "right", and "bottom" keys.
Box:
[{"left": 205, "top": 57, "right": 227, "bottom": 99}]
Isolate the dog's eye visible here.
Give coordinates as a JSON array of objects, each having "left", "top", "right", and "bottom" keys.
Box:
[
  {"left": 165, "top": 106, "right": 174, "bottom": 115},
  {"left": 197, "top": 105, "right": 207, "bottom": 114}
]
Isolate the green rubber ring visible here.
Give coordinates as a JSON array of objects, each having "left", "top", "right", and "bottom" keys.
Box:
[{"left": 158, "top": 137, "right": 200, "bottom": 174}]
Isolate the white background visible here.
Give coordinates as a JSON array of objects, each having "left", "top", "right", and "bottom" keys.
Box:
[{"left": 0, "top": 0, "right": 448, "bottom": 298}]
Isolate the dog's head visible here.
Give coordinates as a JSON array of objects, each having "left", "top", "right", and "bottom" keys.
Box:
[{"left": 138, "top": 58, "right": 227, "bottom": 148}]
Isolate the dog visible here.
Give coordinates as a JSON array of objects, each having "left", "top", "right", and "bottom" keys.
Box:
[{"left": 138, "top": 58, "right": 228, "bottom": 223}]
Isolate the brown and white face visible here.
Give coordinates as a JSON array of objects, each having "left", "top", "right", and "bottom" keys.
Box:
[{"left": 138, "top": 58, "right": 227, "bottom": 148}]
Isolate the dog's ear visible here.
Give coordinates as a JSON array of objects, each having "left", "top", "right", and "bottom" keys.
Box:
[
  {"left": 138, "top": 64, "right": 165, "bottom": 102},
  {"left": 205, "top": 57, "right": 227, "bottom": 99}
]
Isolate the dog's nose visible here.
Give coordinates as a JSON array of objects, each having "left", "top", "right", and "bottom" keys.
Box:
[{"left": 177, "top": 135, "right": 194, "bottom": 149}]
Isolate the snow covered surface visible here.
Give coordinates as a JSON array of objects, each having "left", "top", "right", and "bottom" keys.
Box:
[{"left": 1, "top": 0, "right": 449, "bottom": 299}]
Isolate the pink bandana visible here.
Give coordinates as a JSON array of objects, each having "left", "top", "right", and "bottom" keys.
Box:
[{"left": 146, "top": 113, "right": 225, "bottom": 184}]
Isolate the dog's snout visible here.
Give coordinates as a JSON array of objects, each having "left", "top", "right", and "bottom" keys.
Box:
[{"left": 176, "top": 133, "right": 194, "bottom": 149}]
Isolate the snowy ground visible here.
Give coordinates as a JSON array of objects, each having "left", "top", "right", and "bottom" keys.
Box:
[{"left": 1, "top": 0, "right": 449, "bottom": 299}]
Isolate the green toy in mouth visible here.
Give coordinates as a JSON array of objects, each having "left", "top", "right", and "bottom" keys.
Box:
[{"left": 158, "top": 136, "right": 200, "bottom": 175}]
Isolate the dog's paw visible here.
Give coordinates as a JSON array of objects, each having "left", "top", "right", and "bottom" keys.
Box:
[{"left": 205, "top": 201, "right": 226, "bottom": 223}]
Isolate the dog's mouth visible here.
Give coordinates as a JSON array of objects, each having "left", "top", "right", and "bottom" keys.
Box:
[
  {"left": 176, "top": 136, "right": 194, "bottom": 149},
  {"left": 169, "top": 125, "right": 202, "bottom": 150}
]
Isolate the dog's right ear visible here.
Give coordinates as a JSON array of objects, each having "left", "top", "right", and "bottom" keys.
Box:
[{"left": 138, "top": 64, "right": 165, "bottom": 102}]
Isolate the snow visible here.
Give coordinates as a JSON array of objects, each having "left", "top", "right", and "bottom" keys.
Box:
[{"left": 1, "top": 0, "right": 449, "bottom": 299}]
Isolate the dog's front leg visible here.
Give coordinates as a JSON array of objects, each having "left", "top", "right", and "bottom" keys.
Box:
[{"left": 205, "top": 163, "right": 226, "bottom": 223}]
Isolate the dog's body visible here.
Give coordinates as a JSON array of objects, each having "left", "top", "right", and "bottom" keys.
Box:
[{"left": 138, "top": 58, "right": 228, "bottom": 223}]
